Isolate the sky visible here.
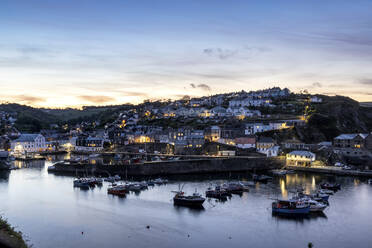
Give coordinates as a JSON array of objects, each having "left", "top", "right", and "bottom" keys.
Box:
[{"left": 1, "top": 0, "right": 372, "bottom": 108}]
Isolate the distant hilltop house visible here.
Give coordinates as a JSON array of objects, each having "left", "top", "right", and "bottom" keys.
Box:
[
  {"left": 310, "top": 96, "right": 322, "bottom": 103},
  {"left": 10, "top": 134, "right": 47, "bottom": 155},
  {"left": 229, "top": 97, "right": 273, "bottom": 108},
  {"left": 286, "top": 150, "right": 316, "bottom": 167}
]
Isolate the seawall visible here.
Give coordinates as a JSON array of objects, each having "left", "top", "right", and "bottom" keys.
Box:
[{"left": 49, "top": 157, "right": 284, "bottom": 177}]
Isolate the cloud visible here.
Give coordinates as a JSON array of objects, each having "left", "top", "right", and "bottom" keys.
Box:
[
  {"left": 312, "top": 82, "right": 323, "bottom": 88},
  {"left": 197, "top": 83, "right": 211, "bottom": 91},
  {"left": 121, "top": 91, "right": 149, "bottom": 97},
  {"left": 359, "top": 79, "right": 372, "bottom": 85},
  {"left": 189, "top": 83, "right": 212, "bottom": 91},
  {"left": 78, "top": 95, "right": 115, "bottom": 104},
  {"left": 13, "top": 95, "right": 45, "bottom": 105},
  {"left": 203, "top": 48, "right": 237, "bottom": 60}
]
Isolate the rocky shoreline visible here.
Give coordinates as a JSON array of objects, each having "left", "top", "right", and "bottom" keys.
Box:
[{"left": 0, "top": 217, "right": 27, "bottom": 248}]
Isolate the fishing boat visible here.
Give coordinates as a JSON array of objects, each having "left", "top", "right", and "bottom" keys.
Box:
[
  {"left": 73, "top": 179, "right": 90, "bottom": 189},
  {"left": 292, "top": 191, "right": 329, "bottom": 202},
  {"left": 272, "top": 199, "right": 310, "bottom": 215},
  {"left": 320, "top": 183, "right": 341, "bottom": 191},
  {"left": 222, "top": 183, "right": 244, "bottom": 194},
  {"left": 173, "top": 191, "right": 205, "bottom": 207},
  {"left": 205, "top": 187, "right": 230, "bottom": 200},
  {"left": 312, "top": 192, "right": 330, "bottom": 202},
  {"left": 125, "top": 183, "right": 142, "bottom": 192},
  {"left": 107, "top": 185, "right": 127, "bottom": 197}
]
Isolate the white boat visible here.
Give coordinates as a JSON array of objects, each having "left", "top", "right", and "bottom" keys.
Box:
[
  {"left": 89, "top": 154, "right": 100, "bottom": 158},
  {"left": 239, "top": 181, "right": 255, "bottom": 187},
  {"left": 302, "top": 199, "right": 328, "bottom": 212},
  {"left": 271, "top": 169, "right": 287, "bottom": 176},
  {"left": 154, "top": 178, "right": 168, "bottom": 184},
  {"left": 318, "top": 189, "right": 334, "bottom": 195}
]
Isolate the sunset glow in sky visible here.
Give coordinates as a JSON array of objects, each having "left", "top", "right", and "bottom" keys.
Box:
[{"left": 1, "top": 0, "right": 372, "bottom": 108}]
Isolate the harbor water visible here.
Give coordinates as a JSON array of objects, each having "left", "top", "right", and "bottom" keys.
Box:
[{"left": 0, "top": 156, "right": 372, "bottom": 248}]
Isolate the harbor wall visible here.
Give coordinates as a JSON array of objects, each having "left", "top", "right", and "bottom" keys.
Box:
[
  {"left": 286, "top": 166, "right": 372, "bottom": 177},
  {"left": 50, "top": 157, "right": 284, "bottom": 177}
]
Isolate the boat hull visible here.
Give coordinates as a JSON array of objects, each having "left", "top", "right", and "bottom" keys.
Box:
[
  {"left": 173, "top": 198, "right": 205, "bottom": 207},
  {"left": 272, "top": 206, "right": 310, "bottom": 215}
]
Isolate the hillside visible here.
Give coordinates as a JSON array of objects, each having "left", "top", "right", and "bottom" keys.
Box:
[
  {"left": 296, "top": 95, "right": 371, "bottom": 143},
  {"left": 0, "top": 103, "right": 131, "bottom": 132},
  {"left": 1, "top": 94, "right": 371, "bottom": 138}
]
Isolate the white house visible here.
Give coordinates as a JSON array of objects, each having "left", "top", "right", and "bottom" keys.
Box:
[
  {"left": 286, "top": 150, "right": 316, "bottom": 166},
  {"left": 11, "top": 134, "right": 47, "bottom": 155},
  {"left": 245, "top": 122, "right": 289, "bottom": 135},
  {"left": 229, "top": 97, "right": 273, "bottom": 107},
  {"left": 310, "top": 96, "right": 322, "bottom": 103}
]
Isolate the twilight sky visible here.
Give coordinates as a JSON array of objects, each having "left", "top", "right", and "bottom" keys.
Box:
[{"left": 1, "top": 0, "right": 372, "bottom": 108}]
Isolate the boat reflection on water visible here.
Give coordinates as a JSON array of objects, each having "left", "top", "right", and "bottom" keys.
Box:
[
  {"left": 173, "top": 205, "right": 205, "bottom": 215},
  {"left": 272, "top": 211, "right": 328, "bottom": 223},
  {"left": 13, "top": 160, "right": 45, "bottom": 169}
]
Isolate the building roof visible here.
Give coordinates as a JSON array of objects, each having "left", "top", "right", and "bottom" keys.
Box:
[
  {"left": 257, "top": 137, "right": 274, "bottom": 143},
  {"left": 235, "top": 137, "right": 256, "bottom": 144},
  {"left": 14, "top": 134, "right": 41, "bottom": 142},
  {"left": 334, "top": 133, "right": 368, "bottom": 140},
  {"left": 288, "top": 150, "right": 315, "bottom": 157}
]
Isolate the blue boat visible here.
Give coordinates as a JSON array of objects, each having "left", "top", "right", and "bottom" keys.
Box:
[{"left": 272, "top": 200, "right": 310, "bottom": 215}]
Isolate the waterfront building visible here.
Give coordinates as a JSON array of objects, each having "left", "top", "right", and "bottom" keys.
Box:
[
  {"left": 10, "top": 134, "right": 47, "bottom": 155},
  {"left": 217, "top": 150, "right": 236, "bottom": 156},
  {"left": 74, "top": 136, "right": 104, "bottom": 152},
  {"left": 286, "top": 150, "right": 316, "bottom": 166}
]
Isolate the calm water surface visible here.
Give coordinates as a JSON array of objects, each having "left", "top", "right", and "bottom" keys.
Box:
[{"left": 0, "top": 157, "right": 372, "bottom": 248}]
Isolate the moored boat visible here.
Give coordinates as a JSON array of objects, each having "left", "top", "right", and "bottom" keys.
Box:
[
  {"left": 154, "top": 178, "right": 168, "bottom": 185},
  {"left": 73, "top": 179, "right": 90, "bottom": 189},
  {"left": 205, "top": 187, "right": 230, "bottom": 200},
  {"left": 222, "top": 183, "right": 244, "bottom": 195},
  {"left": 304, "top": 199, "right": 328, "bottom": 212},
  {"left": 108, "top": 185, "right": 127, "bottom": 197},
  {"left": 272, "top": 199, "right": 310, "bottom": 215},
  {"left": 173, "top": 191, "right": 205, "bottom": 207},
  {"left": 318, "top": 189, "right": 334, "bottom": 195},
  {"left": 320, "top": 183, "right": 341, "bottom": 191},
  {"left": 252, "top": 174, "right": 272, "bottom": 183}
]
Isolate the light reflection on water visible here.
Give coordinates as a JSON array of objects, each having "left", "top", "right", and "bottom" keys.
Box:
[{"left": 0, "top": 157, "right": 372, "bottom": 248}]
